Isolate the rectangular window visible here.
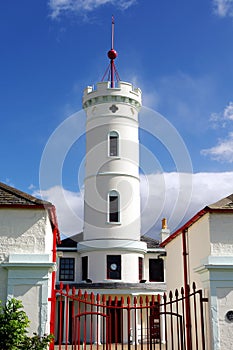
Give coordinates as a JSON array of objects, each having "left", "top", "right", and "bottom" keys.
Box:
[
  {"left": 109, "top": 195, "right": 119, "bottom": 222},
  {"left": 59, "top": 257, "right": 75, "bottom": 281},
  {"left": 110, "top": 135, "right": 118, "bottom": 156},
  {"left": 138, "top": 257, "right": 143, "bottom": 281},
  {"left": 82, "top": 256, "right": 88, "bottom": 281},
  {"left": 149, "top": 258, "right": 164, "bottom": 282},
  {"left": 107, "top": 255, "right": 121, "bottom": 280}
]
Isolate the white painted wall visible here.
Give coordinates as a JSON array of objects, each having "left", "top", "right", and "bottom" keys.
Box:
[{"left": 0, "top": 208, "right": 54, "bottom": 336}]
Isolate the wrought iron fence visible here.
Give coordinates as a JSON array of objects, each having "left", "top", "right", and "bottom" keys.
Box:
[{"left": 50, "top": 282, "right": 208, "bottom": 350}]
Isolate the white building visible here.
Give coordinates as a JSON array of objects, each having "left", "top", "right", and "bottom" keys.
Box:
[
  {"left": 0, "top": 182, "right": 59, "bottom": 336},
  {"left": 56, "top": 31, "right": 167, "bottom": 344},
  {"left": 161, "top": 194, "right": 233, "bottom": 350}
]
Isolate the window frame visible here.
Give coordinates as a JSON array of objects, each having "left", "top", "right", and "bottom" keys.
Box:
[
  {"left": 82, "top": 256, "right": 88, "bottom": 281},
  {"left": 108, "top": 190, "right": 120, "bottom": 223},
  {"left": 149, "top": 258, "right": 164, "bottom": 282},
  {"left": 108, "top": 131, "right": 119, "bottom": 157},
  {"left": 107, "top": 255, "right": 121, "bottom": 280},
  {"left": 59, "top": 257, "right": 75, "bottom": 281}
]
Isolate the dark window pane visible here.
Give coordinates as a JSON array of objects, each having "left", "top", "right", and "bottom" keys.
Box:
[
  {"left": 107, "top": 255, "right": 121, "bottom": 280},
  {"left": 138, "top": 257, "right": 143, "bottom": 281},
  {"left": 82, "top": 256, "right": 88, "bottom": 280},
  {"left": 149, "top": 259, "right": 164, "bottom": 282},
  {"left": 110, "top": 136, "right": 118, "bottom": 156},
  {"left": 59, "top": 258, "right": 75, "bottom": 281},
  {"left": 109, "top": 195, "right": 119, "bottom": 222}
]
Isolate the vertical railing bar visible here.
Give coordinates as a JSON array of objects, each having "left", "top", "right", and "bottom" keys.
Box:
[
  {"left": 65, "top": 285, "right": 70, "bottom": 350},
  {"left": 127, "top": 296, "right": 131, "bottom": 350},
  {"left": 84, "top": 292, "right": 87, "bottom": 350},
  {"left": 181, "top": 287, "right": 186, "bottom": 350},
  {"left": 59, "top": 285, "right": 63, "bottom": 350},
  {"left": 192, "top": 284, "right": 199, "bottom": 349},
  {"left": 121, "top": 297, "right": 124, "bottom": 350},
  {"left": 114, "top": 297, "right": 118, "bottom": 350},
  {"left": 163, "top": 293, "right": 168, "bottom": 350},
  {"left": 90, "top": 293, "right": 93, "bottom": 350},
  {"left": 145, "top": 296, "right": 149, "bottom": 350},
  {"left": 134, "top": 296, "right": 137, "bottom": 350},
  {"left": 169, "top": 291, "right": 174, "bottom": 350},
  {"left": 175, "top": 289, "right": 180, "bottom": 350},
  {"left": 140, "top": 298, "right": 143, "bottom": 350},
  {"left": 71, "top": 287, "right": 76, "bottom": 349},
  {"left": 158, "top": 295, "right": 161, "bottom": 350},
  {"left": 199, "top": 290, "right": 207, "bottom": 350}
]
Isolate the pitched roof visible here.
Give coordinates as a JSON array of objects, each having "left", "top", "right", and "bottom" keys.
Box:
[
  {"left": 0, "top": 182, "right": 51, "bottom": 207},
  {"left": 140, "top": 235, "right": 160, "bottom": 248},
  {"left": 208, "top": 194, "right": 233, "bottom": 209},
  {"left": 161, "top": 193, "right": 233, "bottom": 247},
  {"left": 59, "top": 232, "right": 83, "bottom": 248}
]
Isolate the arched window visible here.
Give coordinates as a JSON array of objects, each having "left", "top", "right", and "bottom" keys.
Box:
[
  {"left": 108, "top": 190, "right": 120, "bottom": 223},
  {"left": 109, "top": 131, "right": 119, "bottom": 157}
]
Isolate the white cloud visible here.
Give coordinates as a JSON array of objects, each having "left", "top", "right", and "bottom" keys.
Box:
[
  {"left": 48, "top": 0, "right": 137, "bottom": 19},
  {"left": 202, "top": 102, "right": 233, "bottom": 162},
  {"left": 34, "top": 186, "right": 84, "bottom": 236},
  {"left": 213, "top": 0, "right": 233, "bottom": 17},
  {"left": 201, "top": 132, "right": 233, "bottom": 163},
  {"left": 35, "top": 172, "right": 233, "bottom": 239},
  {"left": 209, "top": 101, "right": 233, "bottom": 129}
]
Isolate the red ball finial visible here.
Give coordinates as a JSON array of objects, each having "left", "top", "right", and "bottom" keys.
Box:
[{"left": 108, "top": 49, "right": 117, "bottom": 60}]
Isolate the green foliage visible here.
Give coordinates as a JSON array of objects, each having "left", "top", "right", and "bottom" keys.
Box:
[
  {"left": 0, "top": 298, "right": 53, "bottom": 350},
  {"left": 0, "top": 298, "right": 29, "bottom": 349},
  {"left": 22, "top": 333, "right": 54, "bottom": 350}
]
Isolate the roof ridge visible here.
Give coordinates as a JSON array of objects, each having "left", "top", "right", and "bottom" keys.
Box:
[{"left": 0, "top": 182, "right": 51, "bottom": 206}]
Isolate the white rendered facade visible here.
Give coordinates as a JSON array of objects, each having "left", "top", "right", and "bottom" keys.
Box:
[
  {"left": 79, "top": 81, "right": 147, "bottom": 283},
  {"left": 0, "top": 184, "right": 58, "bottom": 337},
  {"left": 161, "top": 195, "right": 233, "bottom": 350}
]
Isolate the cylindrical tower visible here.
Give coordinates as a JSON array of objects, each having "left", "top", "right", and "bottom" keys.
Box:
[{"left": 77, "top": 19, "right": 146, "bottom": 283}]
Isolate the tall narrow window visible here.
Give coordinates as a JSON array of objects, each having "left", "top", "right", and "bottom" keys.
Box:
[
  {"left": 149, "top": 258, "right": 164, "bottom": 282},
  {"left": 109, "top": 131, "right": 119, "bottom": 157},
  {"left": 138, "top": 257, "right": 143, "bottom": 281},
  {"left": 108, "top": 190, "right": 119, "bottom": 223},
  {"left": 59, "top": 257, "right": 75, "bottom": 281},
  {"left": 107, "top": 255, "right": 121, "bottom": 280},
  {"left": 82, "top": 256, "right": 88, "bottom": 281}
]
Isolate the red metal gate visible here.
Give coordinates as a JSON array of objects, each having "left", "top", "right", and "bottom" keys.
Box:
[{"left": 50, "top": 282, "right": 208, "bottom": 350}]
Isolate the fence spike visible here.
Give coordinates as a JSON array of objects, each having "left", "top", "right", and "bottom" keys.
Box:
[
  {"left": 192, "top": 281, "right": 196, "bottom": 290},
  {"left": 127, "top": 296, "right": 131, "bottom": 305},
  {"left": 72, "top": 287, "right": 76, "bottom": 296},
  {"left": 114, "top": 296, "right": 118, "bottom": 305},
  {"left": 91, "top": 292, "right": 95, "bottom": 302},
  {"left": 102, "top": 294, "right": 106, "bottom": 303},
  {"left": 146, "top": 295, "right": 149, "bottom": 304},
  {"left": 78, "top": 289, "right": 82, "bottom": 298},
  {"left": 109, "top": 295, "right": 112, "bottom": 304},
  {"left": 169, "top": 290, "right": 173, "bottom": 299},
  {"left": 66, "top": 284, "right": 70, "bottom": 293},
  {"left": 175, "top": 289, "right": 179, "bottom": 298},
  {"left": 84, "top": 291, "right": 88, "bottom": 300},
  {"left": 121, "top": 296, "right": 124, "bottom": 305},
  {"left": 181, "top": 287, "right": 184, "bottom": 296},
  {"left": 96, "top": 293, "right": 100, "bottom": 302},
  {"left": 133, "top": 296, "right": 137, "bottom": 305},
  {"left": 59, "top": 282, "right": 63, "bottom": 290},
  {"left": 139, "top": 296, "right": 143, "bottom": 305}
]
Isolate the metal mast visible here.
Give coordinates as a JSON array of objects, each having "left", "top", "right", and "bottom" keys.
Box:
[{"left": 102, "top": 16, "right": 120, "bottom": 88}]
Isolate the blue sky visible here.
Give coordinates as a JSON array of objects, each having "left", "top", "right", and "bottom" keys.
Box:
[{"left": 1, "top": 0, "right": 233, "bottom": 237}]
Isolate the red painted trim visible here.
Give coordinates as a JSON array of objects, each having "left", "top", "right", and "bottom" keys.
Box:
[
  {"left": 160, "top": 209, "right": 207, "bottom": 247},
  {"left": 49, "top": 225, "right": 58, "bottom": 350}
]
